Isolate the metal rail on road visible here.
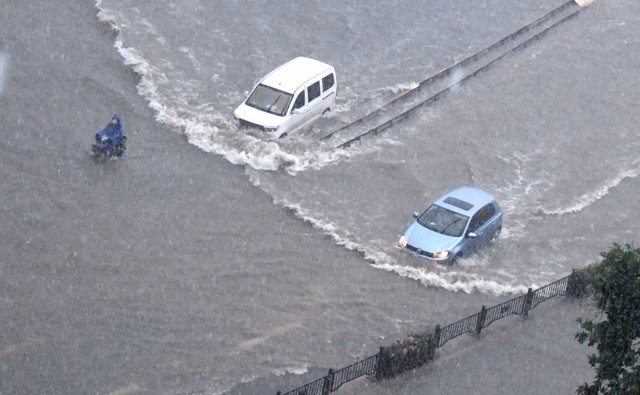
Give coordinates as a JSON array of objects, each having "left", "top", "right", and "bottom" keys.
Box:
[{"left": 321, "top": 0, "right": 584, "bottom": 149}]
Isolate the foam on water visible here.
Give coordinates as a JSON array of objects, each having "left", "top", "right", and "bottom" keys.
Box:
[
  {"left": 95, "top": 0, "right": 386, "bottom": 175},
  {"left": 83, "top": 2, "right": 640, "bottom": 393},
  {"left": 540, "top": 159, "right": 640, "bottom": 216},
  {"left": 273, "top": 365, "right": 309, "bottom": 376},
  {"left": 96, "top": 1, "right": 528, "bottom": 298},
  {"left": 94, "top": 0, "right": 624, "bottom": 299},
  {"left": 249, "top": 182, "right": 386, "bottom": 262},
  {"left": 249, "top": 171, "right": 541, "bottom": 295},
  {"left": 372, "top": 262, "right": 532, "bottom": 295},
  {"left": 575, "top": 0, "right": 594, "bottom": 7}
]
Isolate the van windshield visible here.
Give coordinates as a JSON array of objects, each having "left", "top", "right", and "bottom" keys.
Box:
[{"left": 245, "top": 84, "right": 293, "bottom": 117}]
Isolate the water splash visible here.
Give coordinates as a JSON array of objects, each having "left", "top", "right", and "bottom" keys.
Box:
[
  {"left": 575, "top": 0, "right": 594, "bottom": 7},
  {"left": 372, "top": 262, "right": 532, "bottom": 295},
  {"left": 540, "top": 160, "right": 640, "bottom": 216}
]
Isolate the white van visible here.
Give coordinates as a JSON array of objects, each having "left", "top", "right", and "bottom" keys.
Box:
[{"left": 234, "top": 57, "right": 337, "bottom": 139}]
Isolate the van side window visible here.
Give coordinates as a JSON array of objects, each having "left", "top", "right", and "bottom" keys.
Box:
[
  {"left": 322, "top": 73, "right": 335, "bottom": 92},
  {"left": 307, "top": 81, "right": 321, "bottom": 102},
  {"left": 292, "top": 92, "right": 305, "bottom": 110}
]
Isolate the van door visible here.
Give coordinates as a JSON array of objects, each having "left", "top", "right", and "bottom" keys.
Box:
[
  {"left": 303, "top": 80, "right": 325, "bottom": 124},
  {"left": 281, "top": 89, "right": 307, "bottom": 136},
  {"left": 284, "top": 80, "right": 324, "bottom": 135}
]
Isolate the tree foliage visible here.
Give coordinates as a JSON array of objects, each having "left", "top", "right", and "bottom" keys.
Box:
[{"left": 576, "top": 243, "right": 640, "bottom": 395}]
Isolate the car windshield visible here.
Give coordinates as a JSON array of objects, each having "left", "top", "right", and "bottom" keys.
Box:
[
  {"left": 245, "top": 84, "right": 292, "bottom": 117},
  {"left": 417, "top": 204, "right": 470, "bottom": 237}
]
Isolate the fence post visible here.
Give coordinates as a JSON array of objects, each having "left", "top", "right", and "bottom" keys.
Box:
[
  {"left": 567, "top": 268, "right": 589, "bottom": 297},
  {"left": 375, "top": 346, "right": 385, "bottom": 380},
  {"left": 322, "top": 368, "right": 334, "bottom": 395},
  {"left": 566, "top": 269, "right": 576, "bottom": 296},
  {"left": 424, "top": 335, "right": 432, "bottom": 362},
  {"left": 475, "top": 306, "right": 487, "bottom": 334},
  {"left": 433, "top": 325, "right": 441, "bottom": 350},
  {"left": 522, "top": 288, "right": 533, "bottom": 316}
]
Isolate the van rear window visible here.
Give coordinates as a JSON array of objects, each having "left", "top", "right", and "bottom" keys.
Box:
[{"left": 322, "top": 73, "right": 335, "bottom": 92}]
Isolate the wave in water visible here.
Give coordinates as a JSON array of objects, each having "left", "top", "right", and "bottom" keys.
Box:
[
  {"left": 540, "top": 160, "right": 640, "bottom": 216},
  {"left": 249, "top": 172, "right": 538, "bottom": 295},
  {"left": 95, "top": 0, "right": 384, "bottom": 175},
  {"left": 372, "top": 262, "right": 532, "bottom": 295},
  {"left": 94, "top": 0, "right": 579, "bottom": 297}
]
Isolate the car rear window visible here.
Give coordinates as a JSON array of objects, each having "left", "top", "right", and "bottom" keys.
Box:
[{"left": 443, "top": 197, "right": 474, "bottom": 211}]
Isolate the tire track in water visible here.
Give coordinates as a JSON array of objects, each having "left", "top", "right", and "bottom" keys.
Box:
[{"left": 321, "top": 0, "right": 586, "bottom": 149}]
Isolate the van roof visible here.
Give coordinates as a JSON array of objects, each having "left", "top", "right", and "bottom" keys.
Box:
[{"left": 261, "top": 57, "right": 334, "bottom": 94}]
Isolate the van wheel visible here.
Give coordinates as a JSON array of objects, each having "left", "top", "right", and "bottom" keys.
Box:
[
  {"left": 278, "top": 132, "right": 288, "bottom": 139},
  {"left": 322, "top": 108, "right": 330, "bottom": 115}
]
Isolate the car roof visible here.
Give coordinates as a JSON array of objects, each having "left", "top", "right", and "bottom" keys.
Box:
[
  {"left": 435, "top": 186, "right": 497, "bottom": 215},
  {"left": 260, "top": 57, "right": 334, "bottom": 94}
]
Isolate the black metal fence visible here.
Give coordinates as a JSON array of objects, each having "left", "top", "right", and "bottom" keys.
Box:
[{"left": 276, "top": 269, "right": 589, "bottom": 395}]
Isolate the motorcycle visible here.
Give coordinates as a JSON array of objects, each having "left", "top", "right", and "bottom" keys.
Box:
[{"left": 91, "top": 114, "right": 127, "bottom": 158}]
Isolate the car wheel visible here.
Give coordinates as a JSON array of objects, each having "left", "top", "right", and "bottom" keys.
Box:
[
  {"left": 492, "top": 226, "right": 502, "bottom": 241},
  {"left": 322, "top": 108, "right": 330, "bottom": 115},
  {"left": 450, "top": 253, "right": 461, "bottom": 266},
  {"left": 278, "top": 132, "right": 288, "bottom": 139}
]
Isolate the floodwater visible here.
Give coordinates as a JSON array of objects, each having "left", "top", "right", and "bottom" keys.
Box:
[{"left": 1, "top": 0, "right": 638, "bottom": 393}]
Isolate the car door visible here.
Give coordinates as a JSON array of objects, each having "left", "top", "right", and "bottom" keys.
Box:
[
  {"left": 463, "top": 204, "right": 495, "bottom": 255},
  {"left": 462, "top": 212, "right": 483, "bottom": 256}
]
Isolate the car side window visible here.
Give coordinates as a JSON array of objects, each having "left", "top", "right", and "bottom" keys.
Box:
[
  {"left": 468, "top": 204, "right": 496, "bottom": 233},
  {"left": 292, "top": 91, "right": 305, "bottom": 110},
  {"left": 484, "top": 204, "right": 496, "bottom": 223},
  {"left": 307, "top": 81, "right": 321, "bottom": 102},
  {"left": 468, "top": 214, "right": 482, "bottom": 234},
  {"left": 322, "top": 73, "right": 335, "bottom": 92}
]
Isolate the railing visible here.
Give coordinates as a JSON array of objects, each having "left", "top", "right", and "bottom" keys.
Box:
[
  {"left": 484, "top": 294, "right": 526, "bottom": 329},
  {"left": 330, "top": 354, "right": 379, "bottom": 392},
  {"left": 281, "top": 376, "right": 326, "bottom": 395},
  {"left": 276, "top": 269, "right": 589, "bottom": 395},
  {"left": 437, "top": 313, "right": 479, "bottom": 348},
  {"left": 277, "top": 354, "right": 380, "bottom": 395},
  {"left": 531, "top": 276, "right": 569, "bottom": 310}
]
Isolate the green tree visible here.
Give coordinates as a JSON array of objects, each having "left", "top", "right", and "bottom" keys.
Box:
[{"left": 576, "top": 243, "right": 640, "bottom": 395}]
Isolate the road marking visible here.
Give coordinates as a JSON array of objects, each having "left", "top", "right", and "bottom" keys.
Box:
[
  {"left": 239, "top": 322, "right": 302, "bottom": 350},
  {"left": 0, "top": 52, "right": 8, "bottom": 94},
  {"left": 0, "top": 338, "right": 44, "bottom": 359},
  {"left": 107, "top": 383, "right": 143, "bottom": 395}
]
